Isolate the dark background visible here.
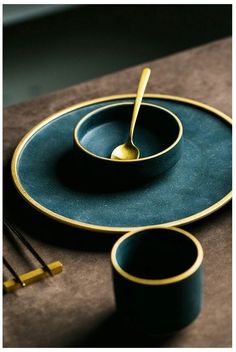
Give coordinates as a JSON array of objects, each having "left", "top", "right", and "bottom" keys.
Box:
[{"left": 3, "top": 4, "right": 232, "bottom": 107}]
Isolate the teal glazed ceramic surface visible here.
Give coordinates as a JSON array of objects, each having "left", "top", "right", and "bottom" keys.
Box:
[
  {"left": 73, "top": 102, "right": 183, "bottom": 184},
  {"left": 111, "top": 227, "right": 203, "bottom": 336},
  {"left": 12, "top": 95, "right": 232, "bottom": 233}
]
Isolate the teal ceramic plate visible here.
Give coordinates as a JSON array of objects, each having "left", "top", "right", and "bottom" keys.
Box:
[{"left": 12, "top": 94, "right": 232, "bottom": 234}]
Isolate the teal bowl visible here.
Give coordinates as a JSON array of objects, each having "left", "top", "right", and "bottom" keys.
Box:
[
  {"left": 73, "top": 102, "right": 183, "bottom": 185},
  {"left": 111, "top": 227, "right": 203, "bottom": 336}
]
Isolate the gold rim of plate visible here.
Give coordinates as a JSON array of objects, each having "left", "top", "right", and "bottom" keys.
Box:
[{"left": 11, "top": 94, "right": 232, "bottom": 234}]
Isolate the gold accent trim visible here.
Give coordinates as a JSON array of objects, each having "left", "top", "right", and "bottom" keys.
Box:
[
  {"left": 73, "top": 101, "right": 183, "bottom": 162},
  {"left": 111, "top": 227, "right": 203, "bottom": 285},
  {"left": 11, "top": 94, "right": 232, "bottom": 234},
  {"left": 3, "top": 261, "right": 63, "bottom": 293}
]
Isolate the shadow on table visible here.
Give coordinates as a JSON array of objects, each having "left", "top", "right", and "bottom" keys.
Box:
[{"left": 67, "top": 311, "right": 181, "bottom": 348}]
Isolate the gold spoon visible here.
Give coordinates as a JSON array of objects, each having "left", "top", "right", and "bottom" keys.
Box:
[{"left": 111, "top": 67, "right": 151, "bottom": 160}]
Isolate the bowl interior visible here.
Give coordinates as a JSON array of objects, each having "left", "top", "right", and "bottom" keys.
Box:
[
  {"left": 115, "top": 229, "right": 198, "bottom": 280},
  {"left": 77, "top": 103, "right": 181, "bottom": 159}
]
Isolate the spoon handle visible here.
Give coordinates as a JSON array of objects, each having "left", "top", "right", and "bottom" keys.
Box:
[{"left": 129, "top": 67, "right": 151, "bottom": 144}]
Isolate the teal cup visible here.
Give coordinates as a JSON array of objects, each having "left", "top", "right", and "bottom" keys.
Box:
[{"left": 111, "top": 227, "right": 203, "bottom": 336}]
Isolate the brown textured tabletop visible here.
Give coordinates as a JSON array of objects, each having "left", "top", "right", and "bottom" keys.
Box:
[{"left": 3, "top": 37, "right": 232, "bottom": 347}]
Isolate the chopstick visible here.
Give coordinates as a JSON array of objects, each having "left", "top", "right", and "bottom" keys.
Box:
[
  {"left": 3, "top": 217, "right": 63, "bottom": 293},
  {"left": 4, "top": 218, "right": 53, "bottom": 276},
  {"left": 3, "top": 256, "right": 26, "bottom": 287}
]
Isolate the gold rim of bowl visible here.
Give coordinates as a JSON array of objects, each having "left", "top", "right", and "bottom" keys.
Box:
[
  {"left": 111, "top": 226, "right": 204, "bottom": 285},
  {"left": 11, "top": 94, "right": 232, "bottom": 234},
  {"left": 73, "top": 102, "right": 183, "bottom": 162}
]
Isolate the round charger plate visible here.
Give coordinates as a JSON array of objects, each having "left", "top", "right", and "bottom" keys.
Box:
[{"left": 12, "top": 94, "right": 232, "bottom": 234}]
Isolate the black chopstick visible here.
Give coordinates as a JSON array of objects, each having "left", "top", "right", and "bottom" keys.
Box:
[
  {"left": 3, "top": 256, "right": 26, "bottom": 287},
  {"left": 4, "top": 218, "right": 53, "bottom": 276}
]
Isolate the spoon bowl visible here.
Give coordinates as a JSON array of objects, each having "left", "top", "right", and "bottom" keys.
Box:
[{"left": 111, "top": 141, "right": 140, "bottom": 160}]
